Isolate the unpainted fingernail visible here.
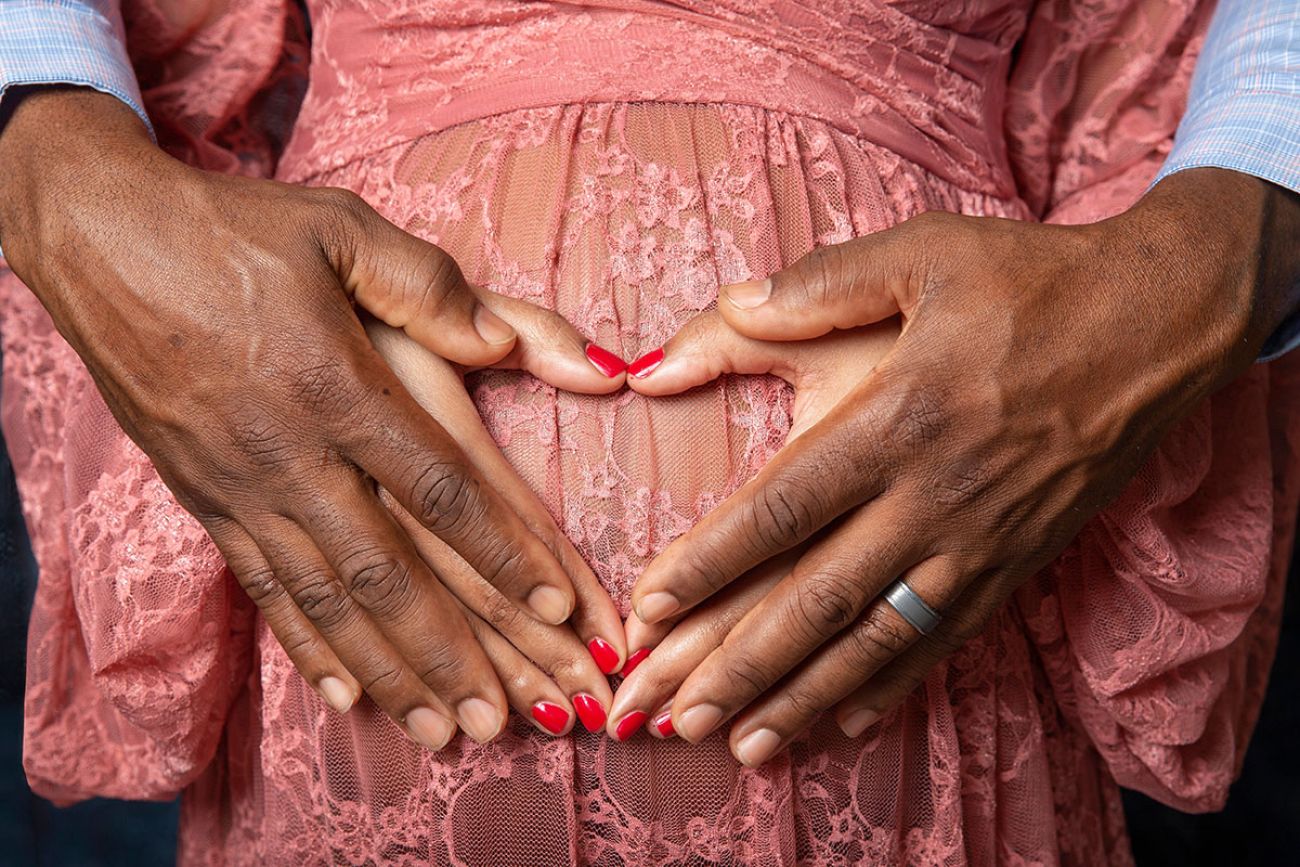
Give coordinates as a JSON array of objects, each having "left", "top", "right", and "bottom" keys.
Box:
[
  {"left": 318, "top": 676, "right": 356, "bottom": 714},
  {"left": 531, "top": 701, "right": 570, "bottom": 735},
  {"left": 527, "top": 585, "right": 572, "bottom": 624},
  {"left": 573, "top": 694, "right": 607, "bottom": 732},
  {"left": 840, "top": 708, "right": 880, "bottom": 738},
  {"left": 613, "top": 710, "right": 648, "bottom": 742},
  {"left": 676, "top": 703, "right": 724, "bottom": 742},
  {"left": 473, "top": 303, "right": 516, "bottom": 345},
  {"left": 621, "top": 647, "right": 651, "bottom": 677},
  {"left": 724, "top": 278, "right": 772, "bottom": 310},
  {"left": 735, "top": 728, "right": 782, "bottom": 767},
  {"left": 406, "top": 706, "right": 456, "bottom": 751},
  {"left": 636, "top": 591, "right": 679, "bottom": 623},
  {"left": 457, "top": 697, "right": 505, "bottom": 743},
  {"left": 587, "top": 637, "right": 621, "bottom": 675},
  {"left": 585, "top": 343, "right": 627, "bottom": 377},
  {"left": 652, "top": 709, "right": 675, "bottom": 738},
  {"left": 627, "top": 347, "right": 664, "bottom": 379}
]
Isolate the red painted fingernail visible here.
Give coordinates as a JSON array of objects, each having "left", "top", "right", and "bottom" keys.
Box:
[
  {"left": 530, "top": 701, "right": 570, "bottom": 735},
  {"left": 652, "top": 710, "right": 675, "bottom": 737},
  {"left": 588, "top": 637, "right": 620, "bottom": 675},
  {"left": 573, "top": 694, "right": 607, "bottom": 732},
  {"left": 613, "top": 710, "right": 648, "bottom": 741},
  {"left": 627, "top": 347, "right": 664, "bottom": 379},
  {"left": 585, "top": 343, "right": 627, "bottom": 377},
  {"left": 621, "top": 647, "right": 651, "bottom": 677}
]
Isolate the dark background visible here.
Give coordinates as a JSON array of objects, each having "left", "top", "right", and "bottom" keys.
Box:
[{"left": 2, "top": 419, "right": 1298, "bottom": 865}]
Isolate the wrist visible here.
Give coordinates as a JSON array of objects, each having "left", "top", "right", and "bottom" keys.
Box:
[
  {"left": 0, "top": 87, "right": 165, "bottom": 274},
  {"left": 1109, "top": 168, "right": 1299, "bottom": 386}
]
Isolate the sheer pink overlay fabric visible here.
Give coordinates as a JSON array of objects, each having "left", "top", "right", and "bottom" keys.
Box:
[{"left": 3, "top": 1, "right": 1299, "bottom": 865}]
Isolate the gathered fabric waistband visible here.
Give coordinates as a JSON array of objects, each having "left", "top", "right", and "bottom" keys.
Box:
[{"left": 279, "top": 2, "right": 1017, "bottom": 195}]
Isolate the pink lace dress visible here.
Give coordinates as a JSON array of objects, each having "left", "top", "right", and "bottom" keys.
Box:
[{"left": 4, "top": 1, "right": 1299, "bottom": 865}]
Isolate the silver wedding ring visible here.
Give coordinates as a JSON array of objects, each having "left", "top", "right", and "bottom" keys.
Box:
[{"left": 883, "top": 579, "right": 941, "bottom": 635}]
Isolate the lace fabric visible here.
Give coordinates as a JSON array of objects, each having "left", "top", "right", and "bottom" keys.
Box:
[{"left": 3, "top": 1, "right": 1298, "bottom": 865}]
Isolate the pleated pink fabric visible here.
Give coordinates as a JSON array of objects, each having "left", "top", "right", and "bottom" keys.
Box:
[{"left": 4, "top": 1, "right": 1299, "bottom": 865}]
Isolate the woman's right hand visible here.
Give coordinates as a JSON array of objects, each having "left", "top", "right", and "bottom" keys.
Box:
[
  {"left": 0, "top": 88, "right": 624, "bottom": 750},
  {"left": 369, "top": 318, "right": 625, "bottom": 738}
]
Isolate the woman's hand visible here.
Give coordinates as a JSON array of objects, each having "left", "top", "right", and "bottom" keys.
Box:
[
  {"left": 619, "top": 169, "right": 1300, "bottom": 765},
  {"left": 605, "top": 310, "right": 897, "bottom": 743},
  {"left": 0, "top": 88, "right": 627, "bottom": 751},
  {"left": 369, "top": 319, "right": 626, "bottom": 737}
]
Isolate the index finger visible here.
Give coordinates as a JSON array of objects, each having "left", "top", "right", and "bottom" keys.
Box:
[{"left": 630, "top": 379, "right": 894, "bottom": 623}]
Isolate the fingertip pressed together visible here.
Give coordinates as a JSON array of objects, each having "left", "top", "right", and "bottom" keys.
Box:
[
  {"left": 651, "top": 709, "right": 675, "bottom": 738},
  {"left": 573, "top": 694, "right": 608, "bottom": 732},
  {"left": 318, "top": 676, "right": 357, "bottom": 714},
  {"left": 613, "top": 710, "right": 648, "bottom": 741},
  {"left": 621, "top": 647, "right": 651, "bottom": 678},
  {"left": 626, "top": 347, "right": 664, "bottom": 379},
  {"left": 527, "top": 585, "right": 573, "bottom": 624},
  {"left": 584, "top": 343, "right": 627, "bottom": 377},
  {"left": 407, "top": 706, "right": 456, "bottom": 751},
  {"left": 587, "top": 636, "right": 622, "bottom": 675},
  {"left": 531, "top": 701, "right": 571, "bottom": 735}
]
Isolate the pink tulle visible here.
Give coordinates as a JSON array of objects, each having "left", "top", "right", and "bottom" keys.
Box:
[{"left": 3, "top": 1, "right": 1298, "bottom": 865}]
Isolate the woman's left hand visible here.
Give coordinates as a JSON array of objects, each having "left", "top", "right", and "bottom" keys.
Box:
[{"left": 621, "top": 170, "right": 1292, "bottom": 765}]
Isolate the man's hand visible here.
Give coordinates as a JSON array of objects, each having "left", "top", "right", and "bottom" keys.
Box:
[
  {"left": 624, "top": 168, "right": 1300, "bottom": 765},
  {"left": 0, "top": 88, "right": 625, "bottom": 750}
]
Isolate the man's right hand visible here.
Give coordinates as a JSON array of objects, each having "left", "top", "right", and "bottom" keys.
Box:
[{"left": 0, "top": 88, "right": 627, "bottom": 749}]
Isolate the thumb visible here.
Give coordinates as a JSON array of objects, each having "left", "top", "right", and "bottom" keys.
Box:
[
  {"left": 323, "top": 190, "right": 518, "bottom": 367},
  {"left": 623, "top": 309, "right": 806, "bottom": 397},
  {"left": 717, "top": 220, "right": 926, "bottom": 341}
]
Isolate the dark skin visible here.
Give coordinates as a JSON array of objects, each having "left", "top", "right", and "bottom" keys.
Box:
[
  {"left": 0, "top": 88, "right": 628, "bottom": 751},
  {"left": 619, "top": 168, "right": 1300, "bottom": 764},
  {"left": 3, "top": 87, "right": 1297, "bottom": 764}
]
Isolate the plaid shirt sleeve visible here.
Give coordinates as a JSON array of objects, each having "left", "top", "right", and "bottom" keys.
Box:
[
  {"left": 1153, "top": 0, "right": 1300, "bottom": 360},
  {"left": 0, "top": 0, "right": 151, "bottom": 135}
]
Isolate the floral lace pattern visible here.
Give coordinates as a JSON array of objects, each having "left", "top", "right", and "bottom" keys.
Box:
[{"left": 3, "top": 1, "right": 1299, "bottom": 865}]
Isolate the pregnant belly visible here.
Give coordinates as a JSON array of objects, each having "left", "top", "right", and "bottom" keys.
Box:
[{"left": 290, "top": 101, "right": 1025, "bottom": 606}]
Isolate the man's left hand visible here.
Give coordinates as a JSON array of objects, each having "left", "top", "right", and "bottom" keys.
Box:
[{"left": 623, "top": 168, "right": 1300, "bottom": 766}]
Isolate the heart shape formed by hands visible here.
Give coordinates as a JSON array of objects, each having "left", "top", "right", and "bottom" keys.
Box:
[{"left": 364, "top": 287, "right": 899, "bottom": 745}]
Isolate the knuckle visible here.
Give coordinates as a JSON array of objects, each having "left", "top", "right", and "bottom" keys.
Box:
[
  {"left": 843, "top": 605, "right": 914, "bottom": 667},
  {"left": 359, "top": 663, "right": 405, "bottom": 695},
  {"left": 674, "top": 546, "right": 737, "bottom": 599},
  {"left": 933, "top": 459, "right": 994, "bottom": 510},
  {"left": 226, "top": 410, "right": 300, "bottom": 472},
  {"left": 481, "top": 592, "right": 522, "bottom": 630},
  {"left": 289, "top": 574, "right": 352, "bottom": 631},
  {"left": 721, "top": 652, "right": 777, "bottom": 698},
  {"left": 237, "top": 565, "right": 283, "bottom": 607},
  {"left": 287, "top": 354, "right": 362, "bottom": 418},
  {"left": 794, "top": 572, "right": 862, "bottom": 635},
  {"left": 505, "top": 671, "right": 534, "bottom": 695},
  {"left": 278, "top": 629, "right": 321, "bottom": 661},
  {"left": 749, "top": 477, "right": 820, "bottom": 551},
  {"left": 546, "top": 654, "right": 589, "bottom": 688},
  {"left": 413, "top": 644, "right": 468, "bottom": 688},
  {"left": 781, "top": 685, "right": 827, "bottom": 720},
  {"left": 315, "top": 187, "right": 370, "bottom": 226},
  {"left": 409, "top": 461, "right": 482, "bottom": 534},
  {"left": 343, "top": 553, "right": 416, "bottom": 616},
  {"left": 888, "top": 386, "right": 950, "bottom": 455}
]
